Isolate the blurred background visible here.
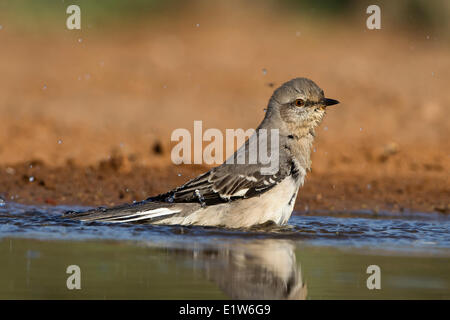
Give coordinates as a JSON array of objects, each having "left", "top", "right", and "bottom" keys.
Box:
[{"left": 0, "top": 0, "right": 448, "bottom": 211}]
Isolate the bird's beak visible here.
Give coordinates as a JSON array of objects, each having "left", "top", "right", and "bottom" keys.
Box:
[{"left": 322, "top": 98, "right": 340, "bottom": 107}]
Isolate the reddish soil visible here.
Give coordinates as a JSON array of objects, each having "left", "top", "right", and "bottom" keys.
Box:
[{"left": 0, "top": 157, "right": 447, "bottom": 214}]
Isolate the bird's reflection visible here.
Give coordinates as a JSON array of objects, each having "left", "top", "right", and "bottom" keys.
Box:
[{"left": 165, "top": 239, "right": 307, "bottom": 300}]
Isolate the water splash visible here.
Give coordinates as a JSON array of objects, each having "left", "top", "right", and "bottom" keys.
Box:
[{"left": 0, "top": 202, "right": 448, "bottom": 254}]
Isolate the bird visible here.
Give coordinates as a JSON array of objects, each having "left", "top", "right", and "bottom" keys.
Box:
[
  {"left": 166, "top": 239, "right": 307, "bottom": 299},
  {"left": 64, "top": 77, "right": 339, "bottom": 228}
]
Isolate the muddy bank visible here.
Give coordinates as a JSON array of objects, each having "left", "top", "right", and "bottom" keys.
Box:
[{"left": 0, "top": 156, "right": 447, "bottom": 215}]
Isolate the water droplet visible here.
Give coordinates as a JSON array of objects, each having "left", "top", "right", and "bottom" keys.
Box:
[
  {"left": 431, "top": 72, "right": 435, "bottom": 76},
  {"left": 367, "top": 184, "right": 372, "bottom": 190},
  {"left": 78, "top": 38, "right": 83, "bottom": 43},
  {"left": 26, "top": 250, "right": 40, "bottom": 259},
  {"left": 177, "top": 173, "right": 182, "bottom": 177},
  {"left": 359, "top": 127, "right": 363, "bottom": 131},
  {"left": 57, "top": 139, "right": 62, "bottom": 144},
  {"left": 196, "top": 23, "right": 200, "bottom": 27},
  {"left": 29, "top": 176, "right": 35, "bottom": 182},
  {"left": 42, "top": 84, "right": 47, "bottom": 90},
  {"left": 313, "top": 148, "right": 316, "bottom": 153},
  {"left": 324, "top": 126, "right": 328, "bottom": 131},
  {"left": 29, "top": 164, "right": 33, "bottom": 169},
  {"left": 262, "top": 68, "right": 267, "bottom": 75}
]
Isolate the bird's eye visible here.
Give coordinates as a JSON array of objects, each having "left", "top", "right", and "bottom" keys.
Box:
[{"left": 294, "top": 99, "right": 305, "bottom": 107}]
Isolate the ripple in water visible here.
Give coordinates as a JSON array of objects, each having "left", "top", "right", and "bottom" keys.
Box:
[{"left": 0, "top": 202, "right": 449, "bottom": 254}]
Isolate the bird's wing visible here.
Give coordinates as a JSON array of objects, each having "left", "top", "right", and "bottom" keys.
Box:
[
  {"left": 152, "top": 162, "right": 295, "bottom": 205},
  {"left": 64, "top": 163, "right": 293, "bottom": 223}
]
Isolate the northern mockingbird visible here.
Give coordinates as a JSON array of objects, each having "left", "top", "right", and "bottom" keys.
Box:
[{"left": 65, "top": 77, "right": 339, "bottom": 228}]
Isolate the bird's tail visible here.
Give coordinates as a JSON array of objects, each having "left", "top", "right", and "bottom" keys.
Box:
[{"left": 63, "top": 200, "right": 184, "bottom": 224}]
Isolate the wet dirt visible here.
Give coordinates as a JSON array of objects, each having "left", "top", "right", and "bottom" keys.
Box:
[{"left": 0, "top": 157, "right": 448, "bottom": 215}]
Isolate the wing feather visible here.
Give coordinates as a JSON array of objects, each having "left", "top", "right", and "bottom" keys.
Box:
[{"left": 151, "top": 161, "right": 295, "bottom": 205}]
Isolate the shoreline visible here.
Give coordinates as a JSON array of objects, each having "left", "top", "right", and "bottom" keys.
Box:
[{"left": 1, "top": 159, "right": 447, "bottom": 215}]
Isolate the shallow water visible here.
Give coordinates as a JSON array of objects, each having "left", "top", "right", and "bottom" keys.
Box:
[{"left": 0, "top": 202, "right": 449, "bottom": 299}]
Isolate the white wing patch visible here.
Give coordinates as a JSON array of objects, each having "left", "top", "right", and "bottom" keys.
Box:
[
  {"left": 104, "top": 208, "right": 181, "bottom": 223},
  {"left": 230, "top": 188, "right": 249, "bottom": 197},
  {"left": 239, "top": 174, "right": 258, "bottom": 182}
]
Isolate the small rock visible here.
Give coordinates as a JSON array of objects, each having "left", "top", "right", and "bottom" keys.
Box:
[
  {"left": 434, "top": 204, "right": 449, "bottom": 214},
  {"left": 152, "top": 141, "right": 164, "bottom": 155},
  {"left": 378, "top": 142, "right": 399, "bottom": 162}
]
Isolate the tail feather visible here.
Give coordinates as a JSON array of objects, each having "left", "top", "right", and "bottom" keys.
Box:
[{"left": 64, "top": 200, "right": 182, "bottom": 223}]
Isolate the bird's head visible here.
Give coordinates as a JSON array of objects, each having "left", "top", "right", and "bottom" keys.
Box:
[{"left": 265, "top": 77, "right": 339, "bottom": 137}]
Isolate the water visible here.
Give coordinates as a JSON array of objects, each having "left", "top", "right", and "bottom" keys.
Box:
[{"left": 0, "top": 202, "right": 449, "bottom": 299}]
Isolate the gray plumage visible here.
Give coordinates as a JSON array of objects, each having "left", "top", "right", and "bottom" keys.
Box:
[{"left": 65, "top": 77, "right": 339, "bottom": 228}]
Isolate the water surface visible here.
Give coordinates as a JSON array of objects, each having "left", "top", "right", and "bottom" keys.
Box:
[{"left": 0, "top": 202, "right": 449, "bottom": 299}]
